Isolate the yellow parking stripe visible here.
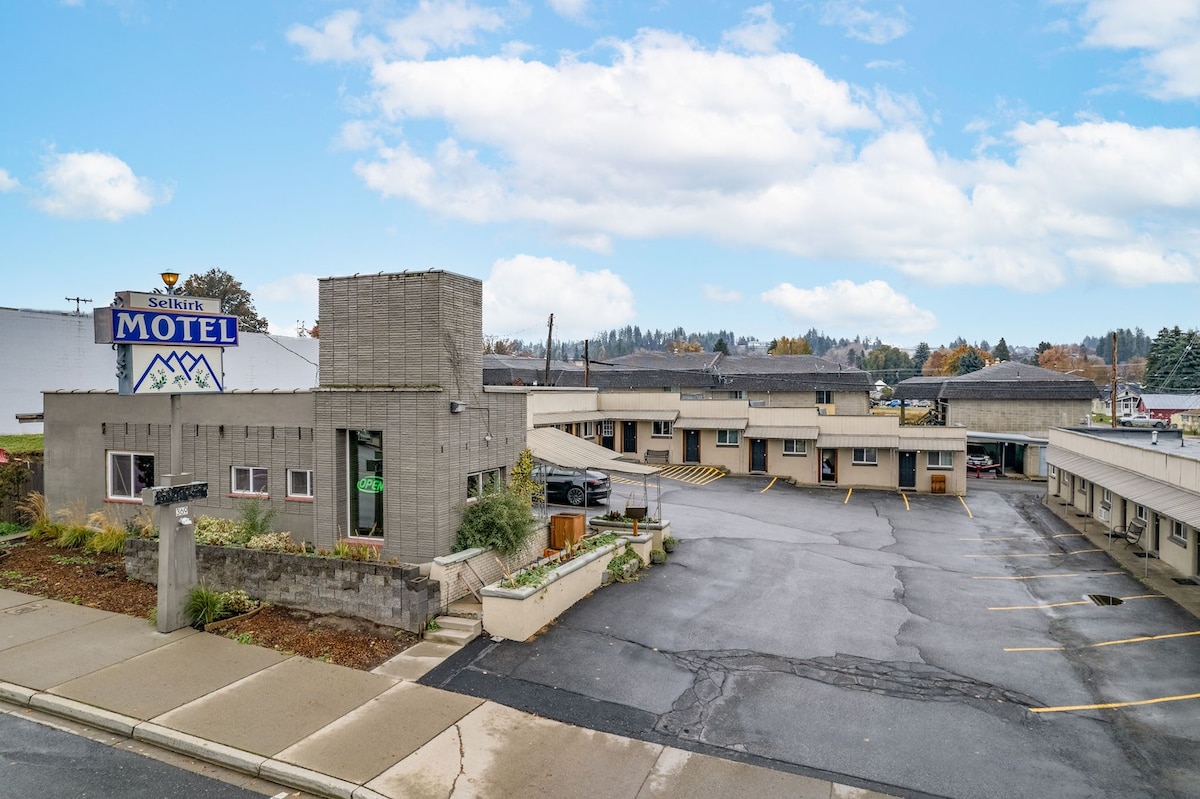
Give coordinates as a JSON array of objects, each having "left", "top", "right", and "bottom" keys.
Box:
[
  {"left": 972, "top": 572, "right": 1122, "bottom": 581},
  {"left": 1005, "top": 629, "right": 1200, "bottom": 653},
  {"left": 844, "top": 488, "right": 853, "bottom": 504},
  {"left": 1052, "top": 533, "right": 1084, "bottom": 539},
  {"left": 1030, "top": 692, "right": 1200, "bottom": 714},
  {"left": 959, "top": 496, "right": 972, "bottom": 518},
  {"left": 760, "top": 477, "right": 777, "bottom": 493},
  {"left": 988, "top": 594, "right": 1164, "bottom": 611},
  {"left": 966, "top": 552, "right": 1062, "bottom": 559},
  {"left": 901, "top": 492, "right": 909, "bottom": 511},
  {"left": 961, "top": 536, "right": 1039, "bottom": 541}
]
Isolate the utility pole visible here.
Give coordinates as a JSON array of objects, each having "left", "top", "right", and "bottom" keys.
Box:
[
  {"left": 1111, "top": 331, "right": 1118, "bottom": 428},
  {"left": 65, "top": 296, "right": 92, "bottom": 315},
  {"left": 544, "top": 314, "right": 554, "bottom": 386},
  {"left": 584, "top": 340, "right": 590, "bottom": 387}
]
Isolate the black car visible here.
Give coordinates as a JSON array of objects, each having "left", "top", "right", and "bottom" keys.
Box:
[{"left": 532, "top": 465, "right": 611, "bottom": 506}]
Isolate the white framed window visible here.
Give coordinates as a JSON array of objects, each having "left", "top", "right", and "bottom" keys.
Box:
[
  {"left": 782, "top": 439, "right": 807, "bottom": 456},
  {"left": 107, "top": 451, "right": 155, "bottom": 500},
  {"left": 467, "top": 468, "right": 503, "bottom": 499},
  {"left": 927, "top": 451, "right": 953, "bottom": 468},
  {"left": 287, "top": 469, "right": 313, "bottom": 498},
  {"left": 816, "top": 390, "right": 833, "bottom": 404},
  {"left": 232, "top": 466, "right": 268, "bottom": 496},
  {"left": 600, "top": 420, "right": 614, "bottom": 437},
  {"left": 1049, "top": 465, "right": 1057, "bottom": 478},
  {"left": 716, "top": 429, "right": 740, "bottom": 446},
  {"left": 1170, "top": 520, "right": 1187, "bottom": 546},
  {"left": 1137, "top": 505, "right": 1148, "bottom": 521},
  {"left": 581, "top": 421, "right": 595, "bottom": 438},
  {"left": 726, "top": 390, "right": 745, "bottom": 400},
  {"left": 1078, "top": 480, "right": 1087, "bottom": 496},
  {"left": 852, "top": 448, "right": 878, "bottom": 465},
  {"left": 652, "top": 421, "right": 673, "bottom": 438}
]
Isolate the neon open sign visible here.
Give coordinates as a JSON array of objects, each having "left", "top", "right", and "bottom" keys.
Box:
[{"left": 357, "top": 476, "right": 384, "bottom": 493}]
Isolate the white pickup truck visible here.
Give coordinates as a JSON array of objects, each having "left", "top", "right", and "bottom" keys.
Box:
[{"left": 1119, "top": 413, "right": 1166, "bottom": 428}]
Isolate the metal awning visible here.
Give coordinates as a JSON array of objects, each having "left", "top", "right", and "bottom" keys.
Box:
[
  {"left": 526, "top": 427, "right": 660, "bottom": 475},
  {"left": 743, "top": 425, "right": 819, "bottom": 440},
  {"left": 1048, "top": 448, "right": 1200, "bottom": 529},
  {"left": 605, "top": 409, "right": 680, "bottom": 422},
  {"left": 532, "top": 410, "right": 609, "bottom": 425},
  {"left": 898, "top": 437, "right": 967, "bottom": 452},
  {"left": 675, "top": 417, "right": 748, "bottom": 430},
  {"left": 967, "top": 431, "right": 1048, "bottom": 445},
  {"left": 816, "top": 434, "right": 899, "bottom": 449}
]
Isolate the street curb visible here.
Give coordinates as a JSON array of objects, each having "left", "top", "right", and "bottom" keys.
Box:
[
  {"left": 0, "top": 680, "right": 36, "bottom": 706},
  {"left": 134, "top": 722, "right": 268, "bottom": 776},
  {"left": 29, "top": 693, "right": 138, "bottom": 737},
  {"left": 261, "top": 758, "right": 360, "bottom": 799},
  {"left": 351, "top": 787, "right": 390, "bottom": 799}
]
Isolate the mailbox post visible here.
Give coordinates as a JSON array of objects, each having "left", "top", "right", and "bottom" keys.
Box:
[{"left": 141, "top": 475, "right": 209, "bottom": 632}]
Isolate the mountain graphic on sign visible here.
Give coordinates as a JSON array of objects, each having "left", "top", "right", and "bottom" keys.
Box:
[{"left": 133, "top": 349, "right": 224, "bottom": 393}]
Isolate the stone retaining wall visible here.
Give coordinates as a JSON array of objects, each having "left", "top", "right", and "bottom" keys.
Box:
[{"left": 124, "top": 538, "right": 439, "bottom": 633}]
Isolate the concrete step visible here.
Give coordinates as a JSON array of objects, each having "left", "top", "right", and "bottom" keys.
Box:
[
  {"left": 424, "top": 615, "right": 482, "bottom": 646},
  {"left": 446, "top": 599, "right": 484, "bottom": 620}
]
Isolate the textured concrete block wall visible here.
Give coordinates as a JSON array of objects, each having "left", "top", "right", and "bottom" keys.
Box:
[
  {"left": 125, "top": 538, "right": 440, "bottom": 632},
  {"left": 435, "top": 523, "right": 549, "bottom": 604},
  {"left": 947, "top": 399, "right": 1093, "bottom": 437}
]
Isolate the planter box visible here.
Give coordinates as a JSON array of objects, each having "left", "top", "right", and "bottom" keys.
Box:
[
  {"left": 549, "top": 513, "right": 586, "bottom": 549},
  {"left": 481, "top": 542, "right": 620, "bottom": 642},
  {"left": 588, "top": 518, "right": 670, "bottom": 551}
]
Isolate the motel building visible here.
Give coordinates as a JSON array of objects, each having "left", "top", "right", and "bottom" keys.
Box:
[{"left": 1048, "top": 427, "right": 1200, "bottom": 580}]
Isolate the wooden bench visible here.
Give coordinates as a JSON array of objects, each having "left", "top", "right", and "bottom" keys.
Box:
[{"left": 644, "top": 449, "right": 670, "bottom": 465}]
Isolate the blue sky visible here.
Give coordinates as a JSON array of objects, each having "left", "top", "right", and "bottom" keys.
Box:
[{"left": 1, "top": 1, "right": 1197, "bottom": 350}]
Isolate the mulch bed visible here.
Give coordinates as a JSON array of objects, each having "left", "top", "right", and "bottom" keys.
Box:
[{"left": 0, "top": 537, "right": 418, "bottom": 670}]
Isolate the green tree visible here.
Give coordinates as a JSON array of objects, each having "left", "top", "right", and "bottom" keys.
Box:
[
  {"left": 912, "top": 342, "right": 931, "bottom": 374},
  {"left": 992, "top": 338, "right": 1010, "bottom": 361},
  {"left": 956, "top": 350, "right": 986, "bottom": 374},
  {"left": 1144, "top": 327, "right": 1200, "bottom": 392},
  {"left": 712, "top": 337, "right": 730, "bottom": 355},
  {"left": 862, "top": 345, "right": 915, "bottom": 385},
  {"left": 181, "top": 268, "right": 269, "bottom": 333}
]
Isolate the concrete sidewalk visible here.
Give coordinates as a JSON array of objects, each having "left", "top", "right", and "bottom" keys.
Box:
[{"left": 0, "top": 588, "right": 896, "bottom": 799}]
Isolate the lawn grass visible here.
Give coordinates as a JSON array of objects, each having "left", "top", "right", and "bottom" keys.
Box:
[{"left": 0, "top": 434, "right": 43, "bottom": 454}]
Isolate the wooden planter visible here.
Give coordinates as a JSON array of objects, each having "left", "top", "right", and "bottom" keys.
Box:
[{"left": 549, "top": 513, "right": 585, "bottom": 549}]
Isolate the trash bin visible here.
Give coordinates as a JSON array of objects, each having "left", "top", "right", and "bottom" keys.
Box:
[
  {"left": 930, "top": 474, "right": 946, "bottom": 494},
  {"left": 550, "top": 513, "right": 585, "bottom": 549}
]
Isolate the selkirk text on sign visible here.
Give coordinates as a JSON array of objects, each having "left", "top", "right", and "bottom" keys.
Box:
[{"left": 109, "top": 308, "right": 238, "bottom": 346}]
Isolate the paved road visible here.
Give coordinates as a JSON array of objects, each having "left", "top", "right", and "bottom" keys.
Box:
[
  {"left": 425, "top": 478, "right": 1200, "bottom": 799},
  {"left": 0, "top": 712, "right": 277, "bottom": 799}
]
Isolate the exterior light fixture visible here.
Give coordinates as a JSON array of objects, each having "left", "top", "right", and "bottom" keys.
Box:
[{"left": 160, "top": 271, "right": 180, "bottom": 294}]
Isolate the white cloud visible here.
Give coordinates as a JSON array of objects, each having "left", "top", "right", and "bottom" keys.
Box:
[
  {"left": 722, "top": 4, "right": 787, "bottom": 55},
  {"left": 820, "top": 1, "right": 910, "bottom": 45},
  {"left": 703, "top": 284, "right": 743, "bottom": 303},
  {"left": 288, "top": 2, "right": 506, "bottom": 63},
  {"left": 482, "top": 255, "right": 635, "bottom": 338},
  {"left": 336, "top": 119, "right": 382, "bottom": 150},
  {"left": 865, "top": 59, "right": 903, "bottom": 70},
  {"left": 547, "top": 0, "right": 589, "bottom": 22},
  {"left": 34, "top": 151, "right": 169, "bottom": 221},
  {"left": 1078, "top": 0, "right": 1200, "bottom": 99},
  {"left": 0, "top": 169, "right": 19, "bottom": 192},
  {"left": 256, "top": 272, "right": 321, "bottom": 305},
  {"left": 299, "top": 19, "right": 1200, "bottom": 295},
  {"left": 761, "top": 280, "right": 937, "bottom": 336}
]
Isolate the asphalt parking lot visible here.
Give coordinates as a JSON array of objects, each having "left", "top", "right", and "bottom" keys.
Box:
[{"left": 424, "top": 477, "right": 1200, "bottom": 799}]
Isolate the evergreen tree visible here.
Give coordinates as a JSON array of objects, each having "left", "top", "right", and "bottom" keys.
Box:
[
  {"left": 912, "top": 342, "right": 931, "bottom": 374},
  {"left": 992, "top": 338, "right": 1010, "bottom": 361},
  {"left": 713, "top": 337, "right": 730, "bottom": 355},
  {"left": 956, "top": 350, "right": 986, "bottom": 374},
  {"left": 1144, "top": 327, "right": 1200, "bottom": 392}
]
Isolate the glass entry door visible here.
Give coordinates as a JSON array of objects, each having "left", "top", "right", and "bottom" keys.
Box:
[{"left": 349, "top": 429, "right": 384, "bottom": 538}]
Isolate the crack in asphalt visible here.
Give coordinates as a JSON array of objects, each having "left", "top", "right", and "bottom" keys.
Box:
[{"left": 655, "top": 649, "right": 1041, "bottom": 742}]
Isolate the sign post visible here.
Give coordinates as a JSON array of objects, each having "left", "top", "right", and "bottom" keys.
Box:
[{"left": 95, "top": 287, "right": 236, "bottom": 632}]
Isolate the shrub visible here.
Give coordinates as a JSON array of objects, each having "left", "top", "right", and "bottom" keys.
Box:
[
  {"left": 194, "top": 516, "right": 240, "bottom": 547},
  {"left": 17, "top": 492, "right": 57, "bottom": 540},
  {"left": 185, "top": 585, "right": 225, "bottom": 628},
  {"left": 236, "top": 498, "right": 277, "bottom": 542},
  {"left": 220, "top": 589, "right": 257, "bottom": 615},
  {"left": 85, "top": 528, "right": 127, "bottom": 554},
  {"left": 454, "top": 489, "right": 538, "bottom": 555},
  {"left": 54, "top": 525, "right": 93, "bottom": 549},
  {"left": 0, "top": 521, "right": 25, "bottom": 536},
  {"left": 125, "top": 508, "right": 157, "bottom": 539},
  {"left": 245, "top": 531, "right": 299, "bottom": 552}
]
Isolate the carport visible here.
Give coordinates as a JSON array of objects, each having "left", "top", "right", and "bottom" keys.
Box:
[{"left": 526, "top": 427, "right": 662, "bottom": 517}]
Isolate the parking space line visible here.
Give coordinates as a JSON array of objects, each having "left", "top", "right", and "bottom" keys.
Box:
[
  {"left": 988, "top": 594, "right": 1165, "bottom": 611},
  {"left": 1051, "top": 533, "right": 1085, "bottom": 539},
  {"left": 1005, "top": 630, "right": 1200, "bottom": 653},
  {"left": 901, "top": 492, "right": 909, "bottom": 511},
  {"left": 959, "top": 496, "right": 973, "bottom": 518},
  {"left": 844, "top": 488, "right": 853, "bottom": 504},
  {"left": 966, "top": 552, "right": 1061, "bottom": 559},
  {"left": 972, "top": 572, "right": 1122, "bottom": 580},
  {"left": 961, "top": 536, "right": 1040, "bottom": 541},
  {"left": 1030, "top": 692, "right": 1200, "bottom": 714},
  {"left": 760, "top": 477, "right": 777, "bottom": 493}
]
